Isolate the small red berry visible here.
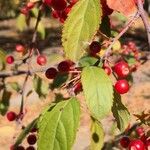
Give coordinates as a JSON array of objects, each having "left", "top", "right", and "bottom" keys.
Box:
[
  {"left": 45, "top": 67, "right": 58, "bottom": 79},
  {"left": 20, "top": 7, "right": 29, "bottom": 15},
  {"left": 16, "top": 44, "right": 25, "bottom": 53},
  {"left": 6, "top": 55, "right": 14, "bottom": 64},
  {"left": 101, "top": 0, "right": 113, "bottom": 17},
  {"left": 89, "top": 41, "right": 101, "bottom": 54},
  {"left": 7, "top": 111, "right": 16, "bottom": 121},
  {"left": 120, "top": 136, "right": 130, "bottom": 148},
  {"left": 115, "top": 79, "right": 129, "bottom": 94},
  {"left": 26, "top": 2, "right": 35, "bottom": 9},
  {"left": 103, "top": 66, "right": 111, "bottom": 75},
  {"left": 27, "top": 134, "right": 37, "bottom": 145},
  {"left": 128, "top": 139, "right": 145, "bottom": 150},
  {"left": 136, "top": 127, "right": 144, "bottom": 137},
  {"left": 57, "top": 60, "right": 72, "bottom": 72},
  {"left": 51, "top": 0, "right": 67, "bottom": 11},
  {"left": 37, "top": 55, "right": 47, "bottom": 66},
  {"left": 145, "top": 139, "right": 150, "bottom": 150},
  {"left": 16, "top": 146, "right": 25, "bottom": 150},
  {"left": 113, "top": 61, "right": 130, "bottom": 78},
  {"left": 74, "top": 82, "right": 82, "bottom": 94},
  {"left": 26, "top": 146, "right": 35, "bottom": 150}
]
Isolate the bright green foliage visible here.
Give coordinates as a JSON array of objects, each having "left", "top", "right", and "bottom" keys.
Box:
[
  {"left": 33, "top": 75, "right": 49, "bottom": 99},
  {"left": 16, "top": 14, "right": 27, "bottom": 31},
  {"left": 62, "top": 0, "right": 102, "bottom": 61},
  {"left": 112, "top": 91, "right": 130, "bottom": 132},
  {"left": 90, "top": 118, "right": 104, "bottom": 150},
  {"left": 81, "top": 66, "right": 113, "bottom": 120},
  {"left": 37, "top": 97, "right": 80, "bottom": 150},
  {"left": 9, "top": 82, "right": 21, "bottom": 92},
  {"left": 14, "top": 118, "right": 38, "bottom": 147}
]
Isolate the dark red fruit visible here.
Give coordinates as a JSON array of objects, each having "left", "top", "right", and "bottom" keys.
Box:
[
  {"left": 57, "top": 60, "right": 72, "bottom": 72},
  {"left": 113, "top": 61, "right": 130, "bottom": 78},
  {"left": 103, "top": 66, "right": 111, "bottom": 75},
  {"left": 89, "top": 41, "right": 101, "bottom": 54},
  {"left": 136, "top": 127, "right": 144, "bottom": 137},
  {"left": 145, "top": 139, "right": 150, "bottom": 150},
  {"left": 44, "top": 0, "right": 52, "bottom": 6},
  {"left": 30, "top": 127, "right": 37, "bottom": 133},
  {"left": 26, "top": 146, "right": 35, "bottom": 150},
  {"left": 74, "top": 82, "right": 82, "bottom": 94},
  {"left": 52, "top": 10, "right": 60, "bottom": 18},
  {"left": 27, "top": 134, "right": 37, "bottom": 145},
  {"left": 16, "top": 44, "right": 25, "bottom": 53},
  {"left": 45, "top": 67, "right": 58, "bottom": 79},
  {"left": 128, "top": 139, "right": 145, "bottom": 150},
  {"left": 101, "top": 0, "right": 113, "bottom": 17},
  {"left": 27, "top": 2, "right": 35, "bottom": 9},
  {"left": 120, "top": 136, "right": 130, "bottom": 148},
  {"left": 6, "top": 55, "right": 14, "bottom": 64},
  {"left": 37, "top": 55, "right": 47, "bottom": 66},
  {"left": 115, "top": 79, "right": 129, "bottom": 94},
  {"left": 16, "top": 146, "right": 25, "bottom": 150},
  {"left": 51, "top": 0, "right": 67, "bottom": 11},
  {"left": 7, "top": 111, "right": 16, "bottom": 121}
]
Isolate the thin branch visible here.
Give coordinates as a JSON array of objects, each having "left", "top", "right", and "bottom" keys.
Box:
[{"left": 137, "top": 0, "right": 150, "bottom": 49}]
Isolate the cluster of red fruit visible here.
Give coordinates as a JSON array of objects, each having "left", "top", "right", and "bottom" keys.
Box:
[
  {"left": 20, "top": 2, "right": 35, "bottom": 16},
  {"left": 6, "top": 44, "right": 47, "bottom": 66},
  {"left": 10, "top": 127, "right": 37, "bottom": 150},
  {"left": 44, "top": 0, "right": 77, "bottom": 23},
  {"left": 120, "top": 127, "right": 150, "bottom": 150}
]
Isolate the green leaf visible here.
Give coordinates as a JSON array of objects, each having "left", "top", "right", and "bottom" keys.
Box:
[
  {"left": 14, "top": 118, "right": 38, "bottom": 147},
  {"left": 9, "top": 82, "right": 21, "bottom": 92},
  {"left": 33, "top": 75, "right": 49, "bottom": 99},
  {"left": 112, "top": 91, "right": 130, "bottom": 132},
  {"left": 62, "top": 0, "right": 102, "bottom": 61},
  {"left": 90, "top": 118, "right": 104, "bottom": 150},
  {"left": 79, "top": 56, "right": 99, "bottom": 67},
  {"left": 0, "top": 89, "right": 11, "bottom": 115},
  {"left": 38, "top": 22, "right": 45, "bottom": 40},
  {"left": 81, "top": 66, "right": 113, "bottom": 119},
  {"left": 37, "top": 97, "right": 80, "bottom": 150},
  {"left": 16, "top": 14, "right": 27, "bottom": 31}
]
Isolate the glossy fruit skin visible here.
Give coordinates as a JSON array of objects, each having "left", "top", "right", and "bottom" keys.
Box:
[
  {"left": 16, "top": 44, "right": 25, "bottom": 53},
  {"left": 27, "top": 134, "right": 37, "bottom": 145},
  {"left": 51, "top": 0, "right": 67, "bottom": 11},
  {"left": 103, "top": 66, "right": 111, "bottom": 75},
  {"left": 136, "top": 127, "right": 144, "bottom": 137},
  {"left": 115, "top": 79, "right": 129, "bottom": 94},
  {"left": 27, "top": 2, "right": 35, "bottom": 9},
  {"left": 113, "top": 61, "right": 130, "bottom": 78},
  {"left": 89, "top": 41, "right": 101, "bottom": 54},
  {"left": 120, "top": 136, "right": 130, "bottom": 148},
  {"left": 45, "top": 67, "right": 58, "bottom": 79},
  {"left": 128, "top": 139, "right": 145, "bottom": 150},
  {"left": 145, "top": 139, "right": 150, "bottom": 150},
  {"left": 7, "top": 111, "right": 16, "bottom": 121},
  {"left": 57, "top": 60, "right": 72, "bottom": 72},
  {"left": 6, "top": 55, "right": 14, "bottom": 64},
  {"left": 37, "top": 55, "right": 47, "bottom": 66},
  {"left": 26, "top": 146, "right": 35, "bottom": 150}
]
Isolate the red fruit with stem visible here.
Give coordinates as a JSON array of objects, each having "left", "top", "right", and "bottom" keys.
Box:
[
  {"left": 89, "top": 41, "right": 101, "bottom": 54},
  {"left": 6, "top": 55, "right": 14, "bottom": 64},
  {"left": 7, "top": 111, "right": 17, "bottom": 121},
  {"left": 128, "top": 139, "right": 145, "bottom": 150},
  {"left": 27, "top": 134, "right": 37, "bottom": 145},
  {"left": 51, "top": 0, "right": 67, "bottom": 11},
  {"left": 103, "top": 66, "right": 112, "bottom": 75},
  {"left": 27, "top": 2, "right": 35, "bottom": 9},
  {"left": 113, "top": 61, "right": 130, "bottom": 78},
  {"left": 120, "top": 136, "right": 130, "bottom": 148},
  {"left": 115, "top": 79, "right": 130, "bottom": 94},
  {"left": 57, "top": 60, "right": 73, "bottom": 72},
  {"left": 26, "top": 146, "right": 35, "bottom": 150},
  {"left": 45, "top": 67, "right": 58, "bottom": 79},
  {"left": 37, "top": 55, "right": 47, "bottom": 66},
  {"left": 16, "top": 44, "right": 25, "bottom": 53}
]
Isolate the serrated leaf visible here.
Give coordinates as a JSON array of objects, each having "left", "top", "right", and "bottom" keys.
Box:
[
  {"left": 9, "top": 82, "right": 21, "bottom": 92},
  {"left": 62, "top": 0, "right": 102, "bottom": 61},
  {"left": 16, "top": 14, "right": 27, "bottom": 31},
  {"left": 37, "top": 97, "right": 80, "bottom": 150},
  {"left": 0, "top": 89, "right": 11, "bottom": 115},
  {"left": 112, "top": 91, "right": 130, "bottom": 132},
  {"left": 14, "top": 118, "right": 38, "bottom": 147},
  {"left": 33, "top": 75, "right": 49, "bottom": 99},
  {"left": 81, "top": 66, "right": 113, "bottom": 120},
  {"left": 79, "top": 56, "right": 99, "bottom": 67},
  {"left": 90, "top": 118, "right": 104, "bottom": 150}
]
